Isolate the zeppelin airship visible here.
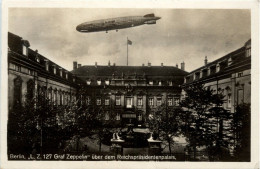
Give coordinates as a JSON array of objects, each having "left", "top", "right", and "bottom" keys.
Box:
[{"left": 76, "top": 13, "right": 161, "bottom": 33}]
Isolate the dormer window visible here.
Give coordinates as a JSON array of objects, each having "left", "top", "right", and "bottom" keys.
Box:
[
  {"left": 44, "top": 59, "right": 49, "bottom": 71},
  {"left": 105, "top": 79, "right": 110, "bottom": 85},
  {"left": 86, "top": 79, "right": 91, "bottom": 85},
  {"left": 53, "top": 66, "right": 57, "bottom": 74},
  {"left": 36, "top": 56, "right": 40, "bottom": 63},
  {"left": 168, "top": 81, "right": 173, "bottom": 86},
  {"left": 158, "top": 80, "right": 162, "bottom": 86},
  {"left": 97, "top": 79, "right": 101, "bottom": 85},
  {"left": 149, "top": 80, "right": 153, "bottom": 85},
  {"left": 59, "top": 68, "right": 63, "bottom": 77},
  {"left": 22, "top": 40, "right": 30, "bottom": 56},
  {"left": 65, "top": 72, "right": 68, "bottom": 79},
  {"left": 23, "top": 45, "right": 28, "bottom": 56},
  {"left": 216, "top": 63, "right": 220, "bottom": 73},
  {"left": 228, "top": 57, "right": 232, "bottom": 66}
]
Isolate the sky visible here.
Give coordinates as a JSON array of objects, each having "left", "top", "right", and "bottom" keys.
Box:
[{"left": 8, "top": 8, "right": 251, "bottom": 72}]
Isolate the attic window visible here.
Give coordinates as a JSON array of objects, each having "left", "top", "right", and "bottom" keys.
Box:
[
  {"left": 59, "top": 68, "right": 63, "bottom": 77},
  {"left": 168, "top": 81, "right": 173, "bottom": 86},
  {"left": 65, "top": 72, "right": 68, "bottom": 79},
  {"left": 22, "top": 40, "right": 30, "bottom": 56},
  {"left": 86, "top": 79, "right": 91, "bottom": 85},
  {"left": 105, "top": 79, "right": 110, "bottom": 85},
  {"left": 45, "top": 60, "right": 49, "bottom": 71},
  {"left": 97, "top": 79, "right": 101, "bottom": 85},
  {"left": 53, "top": 66, "right": 57, "bottom": 74},
  {"left": 22, "top": 45, "right": 28, "bottom": 56},
  {"left": 36, "top": 56, "right": 40, "bottom": 63},
  {"left": 158, "top": 80, "right": 162, "bottom": 86},
  {"left": 149, "top": 80, "right": 153, "bottom": 85}
]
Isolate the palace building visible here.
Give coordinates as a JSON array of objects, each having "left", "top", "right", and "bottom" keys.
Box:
[
  {"left": 182, "top": 39, "right": 251, "bottom": 113},
  {"left": 72, "top": 62, "right": 187, "bottom": 126},
  {"left": 8, "top": 32, "right": 188, "bottom": 127},
  {"left": 8, "top": 31, "right": 251, "bottom": 128}
]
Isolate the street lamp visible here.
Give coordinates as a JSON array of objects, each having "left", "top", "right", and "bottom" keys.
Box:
[{"left": 36, "top": 120, "right": 43, "bottom": 157}]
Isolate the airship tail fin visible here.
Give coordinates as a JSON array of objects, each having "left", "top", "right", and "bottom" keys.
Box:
[{"left": 144, "top": 13, "right": 155, "bottom": 17}]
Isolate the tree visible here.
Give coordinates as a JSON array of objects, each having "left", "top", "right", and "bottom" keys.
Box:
[
  {"left": 231, "top": 103, "right": 250, "bottom": 161},
  {"left": 180, "top": 84, "right": 232, "bottom": 161},
  {"left": 148, "top": 103, "right": 183, "bottom": 155}
]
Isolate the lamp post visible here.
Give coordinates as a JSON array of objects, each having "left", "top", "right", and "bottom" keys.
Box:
[{"left": 36, "top": 120, "right": 43, "bottom": 158}]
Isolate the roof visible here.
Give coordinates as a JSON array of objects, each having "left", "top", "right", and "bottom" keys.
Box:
[{"left": 71, "top": 65, "right": 188, "bottom": 77}]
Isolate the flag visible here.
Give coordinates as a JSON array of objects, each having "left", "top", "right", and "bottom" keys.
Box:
[{"left": 127, "top": 39, "right": 132, "bottom": 45}]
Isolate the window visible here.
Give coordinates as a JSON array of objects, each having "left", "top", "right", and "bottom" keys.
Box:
[
  {"left": 137, "top": 98, "right": 143, "bottom": 106},
  {"left": 66, "top": 73, "right": 68, "bottom": 79},
  {"left": 26, "top": 80, "right": 34, "bottom": 100},
  {"left": 227, "top": 94, "right": 231, "bottom": 108},
  {"left": 116, "top": 96, "right": 121, "bottom": 106},
  {"left": 238, "top": 72, "right": 243, "bottom": 77},
  {"left": 149, "top": 98, "right": 154, "bottom": 106},
  {"left": 53, "top": 67, "right": 56, "bottom": 74},
  {"left": 138, "top": 114, "right": 142, "bottom": 121},
  {"left": 13, "top": 77, "right": 22, "bottom": 107},
  {"left": 96, "top": 98, "right": 101, "bottom": 105},
  {"left": 97, "top": 80, "right": 101, "bottom": 85},
  {"left": 22, "top": 45, "right": 28, "bottom": 56},
  {"left": 48, "top": 91, "right": 52, "bottom": 101},
  {"left": 53, "top": 91, "right": 57, "bottom": 105},
  {"left": 86, "top": 80, "right": 91, "bottom": 85},
  {"left": 45, "top": 61, "right": 49, "bottom": 71},
  {"left": 237, "top": 90, "right": 244, "bottom": 105},
  {"left": 86, "top": 96, "right": 91, "bottom": 105},
  {"left": 28, "top": 69, "right": 34, "bottom": 76},
  {"left": 168, "top": 98, "right": 173, "bottom": 106},
  {"left": 246, "top": 48, "right": 251, "bottom": 57},
  {"left": 168, "top": 81, "right": 173, "bottom": 86},
  {"left": 60, "top": 69, "right": 63, "bottom": 77},
  {"left": 216, "top": 64, "right": 220, "bottom": 72},
  {"left": 149, "top": 80, "right": 153, "bottom": 85},
  {"left": 116, "top": 113, "right": 120, "bottom": 120},
  {"left": 126, "top": 97, "right": 133, "bottom": 108},
  {"left": 157, "top": 97, "right": 162, "bottom": 106},
  {"left": 105, "top": 111, "right": 109, "bottom": 120},
  {"left": 174, "top": 98, "right": 180, "bottom": 106},
  {"left": 105, "top": 80, "right": 110, "bottom": 85},
  {"left": 60, "top": 93, "right": 63, "bottom": 105},
  {"left": 105, "top": 98, "right": 110, "bottom": 105},
  {"left": 36, "top": 57, "right": 40, "bottom": 63},
  {"left": 158, "top": 81, "right": 162, "bottom": 86}
]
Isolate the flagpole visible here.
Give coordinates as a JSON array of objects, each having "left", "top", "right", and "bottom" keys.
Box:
[{"left": 127, "top": 37, "right": 128, "bottom": 66}]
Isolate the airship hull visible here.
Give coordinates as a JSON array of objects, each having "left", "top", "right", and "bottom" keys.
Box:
[{"left": 76, "top": 14, "right": 161, "bottom": 33}]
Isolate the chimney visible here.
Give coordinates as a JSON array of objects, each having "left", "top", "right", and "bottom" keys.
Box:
[
  {"left": 78, "top": 64, "right": 82, "bottom": 68},
  {"left": 113, "top": 63, "right": 116, "bottom": 66},
  {"left": 73, "top": 61, "right": 77, "bottom": 70},
  {"left": 148, "top": 62, "right": 151, "bottom": 67},
  {"left": 95, "top": 62, "right": 97, "bottom": 67},
  {"left": 181, "top": 62, "right": 185, "bottom": 71},
  {"left": 176, "top": 64, "right": 178, "bottom": 68},
  {"left": 142, "top": 63, "right": 144, "bottom": 66},
  {"left": 108, "top": 60, "right": 111, "bottom": 67},
  {"left": 161, "top": 63, "right": 163, "bottom": 67},
  {"left": 204, "top": 56, "right": 208, "bottom": 65}
]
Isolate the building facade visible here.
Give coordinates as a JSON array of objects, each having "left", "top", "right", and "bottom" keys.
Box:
[
  {"left": 182, "top": 39, "right": 251, "bottom": 113},
  {"left": 8, "top": 32, "right": 82, "bottom": 126},
  {"left": 72, "top": 62, "right": 187, "bottom": 127}
]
